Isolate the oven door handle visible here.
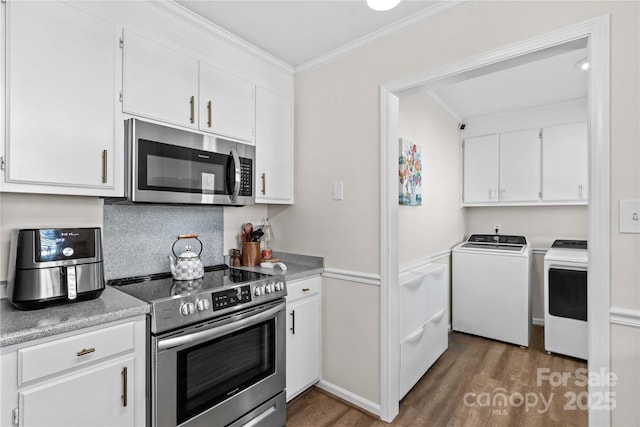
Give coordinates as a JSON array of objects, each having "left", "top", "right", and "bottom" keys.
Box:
[{"left": 157, "top": 302, "right": 283, "bottom": 350}]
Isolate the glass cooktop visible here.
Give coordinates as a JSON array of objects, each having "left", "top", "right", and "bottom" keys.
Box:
[{"left": 109, "top": 265, "right": 271, "bottom": 303}]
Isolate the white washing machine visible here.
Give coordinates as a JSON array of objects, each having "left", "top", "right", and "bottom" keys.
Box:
[
  {"left": 452, "top": 234, "right": 532, "bottom": 347},
  {"left": 544, "top": 240, "right": 588, "bottom": 360}
]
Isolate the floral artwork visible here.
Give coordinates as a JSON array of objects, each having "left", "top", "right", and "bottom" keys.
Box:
[{"left": 399, "top": 138, "right": 422, "bottom": 206}]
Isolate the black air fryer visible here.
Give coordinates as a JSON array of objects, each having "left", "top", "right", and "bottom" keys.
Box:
[{"left": 7, "top": 228, "right": 105, "bottom": 310}]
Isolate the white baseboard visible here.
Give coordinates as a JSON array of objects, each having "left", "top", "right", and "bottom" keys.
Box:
[
  {"left": 316, "top": 379, "right": 381, "bottom": 417},
  {"left": 533, "top": 317, "right": 545, "bottom": 326}
]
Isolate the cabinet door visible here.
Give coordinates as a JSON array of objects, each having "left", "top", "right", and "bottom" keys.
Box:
[
  {"left": 19, "top": 357, "right": 135, "bottom": 427},
  {"left": 541, "top": 122, "right": 588, "bottom": 202},
  {"left": 199, "top": 62, "right": 254, "bottom": 142},
  {"left": 255, "top": 87, "right": 293, "bottom": 203},
  {"left": 286, "top": 295, "right": 320, "bottom": 401},
  {"left": 122, "top": 30, "right": 199, "bottom": 129},
  {"left": 499, "top": 128, "right": 540, "bottom": 202},
  {"left": 5, "top": 1, "right": 117, "bottom": 193},
  {"left": 462, "top": 134, "right": 499, "bottom": 203}
]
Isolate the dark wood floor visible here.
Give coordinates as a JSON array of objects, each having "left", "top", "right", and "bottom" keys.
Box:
[{"left": 287, "top": 326, "right": 587, "bottom": 426}]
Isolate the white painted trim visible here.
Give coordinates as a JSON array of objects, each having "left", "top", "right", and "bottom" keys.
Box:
[
  {"left": 426, "top": 90, "right": 463, "bottom": 124},
  {"left": 533, "top": 317, "right": 545, "bottom": 326},
  {"left": 146, "top": 0, "right": 294, "bottom": 73},
  {"left": 380, "top": 15, "right": 611, "bottom": 427},
  {"left": 610, "top": 307, "right": 640, "bottom": 328},
  {"left": 316, "top": 380, "right": 381, "bottom": 417},
  {"left": 399, "top": 250, "right": 451, "bottom": 274},
  {"left": 532, "top": 248, "right": 548, "bottom": 256},
  {"left": 295, "top": 1, "right": 473, "bottom": 75},
  {"left": 322, "top": 268, "right": 381, "bottom": 286}
]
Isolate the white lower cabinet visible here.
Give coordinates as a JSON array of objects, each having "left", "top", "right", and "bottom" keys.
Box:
[
  {"left": 285, "top": 276, "right": 321, "bottom": 401},
  {"left": 0, "top": 317, "right": 146, "bottom": 427},
  {"left": 399, "top": 264, "right": 448, "bottom": 399}
]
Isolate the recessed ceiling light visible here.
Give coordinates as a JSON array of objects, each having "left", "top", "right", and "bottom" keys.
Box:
[
  {"left": 574, "top": 58, "right": 590, "bottom": 71},
  {"left": 367, "top": 0, "right": 402, "bottom": 12}
]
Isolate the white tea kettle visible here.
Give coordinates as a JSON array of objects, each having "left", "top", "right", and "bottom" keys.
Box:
[{"left": 169, "top": 234, "right": 204, "bottom": 281}]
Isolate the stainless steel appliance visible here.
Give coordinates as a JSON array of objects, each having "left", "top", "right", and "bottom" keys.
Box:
[
  {"left": 111, "top": 266, "right": 287, "bottom": 427},
  {"left": 114, "top": 118, "right": 255, "bottom": 206},
  {"left": 7, "top": 228, "right": 105, "bottom": 310}
]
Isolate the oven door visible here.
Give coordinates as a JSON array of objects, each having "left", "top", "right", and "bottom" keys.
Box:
[{"left": 153, "top": 300, "right": 285, "bottom": 427}]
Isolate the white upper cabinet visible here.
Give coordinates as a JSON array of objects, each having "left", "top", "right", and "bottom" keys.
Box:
[
  {"left": 498, "top": 128, "right": 540, "bottom": 202},
  {"left": 462, "top": 134, "right": 499, "bottom": 203},
  {"left": 199, "top": 62, "right": 254, "bottom": 142},
  {"left": 122, "top": 30, "right": 199, "bottom": 130},
  {"left": 255, "top": 86, "right": 293, "bottom": 203},
  {"left": 541, "top": 121, "right": 588, "bottom": 202},
  {"left": 3, "top": 1, "right": 120, "bottom": 196}
]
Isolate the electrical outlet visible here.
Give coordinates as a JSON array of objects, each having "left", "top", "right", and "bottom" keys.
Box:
[{"left": 493, "top": 224, "right": 501, "bottom": 233}]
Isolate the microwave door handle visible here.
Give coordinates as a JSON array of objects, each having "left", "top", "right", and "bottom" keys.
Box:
[
  {"left": 157, "top": 302, "right": 283, "bottom": 350},
  {"left": 229, "top": 148, "right": 241, "bottom": 203}
]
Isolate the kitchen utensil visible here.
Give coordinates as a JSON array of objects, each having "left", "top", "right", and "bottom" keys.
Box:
[{"left": 169, "top": 234, "right": 204, "bottom": 280}]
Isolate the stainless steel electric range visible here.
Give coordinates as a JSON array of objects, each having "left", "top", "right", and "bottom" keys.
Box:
[{"left": 111, "top": 266, "right": 287, "bottom": 427}]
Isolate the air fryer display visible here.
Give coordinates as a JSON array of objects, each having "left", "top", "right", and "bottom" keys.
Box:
[{"left": 36, "top": 229, "right": 96, "bottom": 262}]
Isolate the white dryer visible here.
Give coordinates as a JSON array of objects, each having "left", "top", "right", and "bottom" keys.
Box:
[
  {"left": 544, "top": 240, "right": 588, "bottom": 360},
  {"left": 452, "top": 234, "right": 532, "bottom": 347}
]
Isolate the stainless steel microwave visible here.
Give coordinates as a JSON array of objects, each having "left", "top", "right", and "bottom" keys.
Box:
[{"left": 118, "top": 119, "right": 254, "bottom": 206}]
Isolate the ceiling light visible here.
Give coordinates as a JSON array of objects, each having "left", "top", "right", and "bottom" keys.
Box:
[
  {"left": 574, "top": 58, "right": 590, "bottom": 71},
  {"left": 367, "top": 0, "right": 402, "bottom": 11}
]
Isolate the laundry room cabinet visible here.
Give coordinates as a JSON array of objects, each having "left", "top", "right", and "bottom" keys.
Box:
[
  {"left": 463, "top": 129, "right": 539, "bottom": 204},
  {"left": 462, "top": 122, "right": 587, "bottom": 206},
  {"left": 541, "top": 121, "right": 588, "bottom": 202},
  {"left": 285, "top": 276, "right": 321, "bottom": 401},
  {"left": 2, "top": 0, "right": 120, "bottom": 196}
]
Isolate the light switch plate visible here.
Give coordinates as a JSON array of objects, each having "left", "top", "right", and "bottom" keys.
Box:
[
  {"left": 332, "top": 182, "right": 344, "bottom": 200},
  {"left": 619, "top": 199, "right": 640, "bottom": 233}
]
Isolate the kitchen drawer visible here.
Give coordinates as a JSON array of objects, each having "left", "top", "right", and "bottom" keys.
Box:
[
  {"left": 399, "top": 307, "right": 448, "bottom": 399},
  {"left": 286, "top": 276, "right": 320, "bottom": 303},
  {"left": 399, "top": 263, "right": 447, "bottom": 339},
  {"left": 18, "top": 322, "right": 135, "bottom": 385}
]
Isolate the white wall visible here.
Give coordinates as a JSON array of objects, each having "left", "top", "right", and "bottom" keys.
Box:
[
  {"left": 398, "top": 93, "right": 466, "bottom": 265},
  {"left": 279, "top": 1, "right": 639, "bottom": 422}
]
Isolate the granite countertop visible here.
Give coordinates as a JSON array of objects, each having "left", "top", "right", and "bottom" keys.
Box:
[
  {"left": 235, "top": 251, "right": 324, "bottom": 282},
  {"left": 0, "top": 286, "right": 150, "bottom": 348}
]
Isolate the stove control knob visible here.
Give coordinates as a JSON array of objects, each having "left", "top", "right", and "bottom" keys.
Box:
[
  {"left": 254, "top": 286, "right": 263, "bottom": 296},
  {"left": 180, "top": 302, "right": 195, "bottom": 316},
  {"left": 274, "top": 282, "right": 282, "bottom": 292},
  {"left": 196, "top": 299, "right": 210, "bottom": 311}
]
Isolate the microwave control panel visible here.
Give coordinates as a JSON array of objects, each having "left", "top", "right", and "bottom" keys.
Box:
[{"left": 240, "top": 158, "right": 253, "bottom": 197}]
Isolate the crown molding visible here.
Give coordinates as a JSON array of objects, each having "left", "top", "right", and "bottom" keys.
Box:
[
  {"left": 295, "top": 0, "right": 474, "bottom": 75},
  {"left": 146, "top": 0, "right": 294, "bottom": 74}
]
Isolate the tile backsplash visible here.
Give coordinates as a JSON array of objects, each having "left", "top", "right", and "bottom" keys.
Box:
[{"left": 103, "top": 205, "right": 224, "bottom": 280}]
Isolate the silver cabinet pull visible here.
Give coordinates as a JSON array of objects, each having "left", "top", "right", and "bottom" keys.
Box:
[
  {"left": 102, "top": 150, "right": 108, "bottom": 183},
  {"left": 261, "top": 173, "right": 266, "bottom": 195},
  {"left": 76, "top": 348, "right": 95, "bottom": 357},
  {"left": 207, "top": 100, "right": 212, "bottom": 127},
  {"left": 290, "top": 310, "right": 295, "bottom": 335},
  {"left": 121, "top": 366, "right": 128, "bottom": 407},
  {"left": 189, "top": 95, "right": 195, "bottom": 124}
]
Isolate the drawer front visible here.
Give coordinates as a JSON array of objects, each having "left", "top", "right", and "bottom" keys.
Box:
[
  {"left": 286, "top": 276, "right": 320, "bottom": 303},
  {"left": 19, "top": 322, "right": 135, "bottom": 385},
  {"left": 399, "top": 308, "right": 448, "bottom": 399},
  {"left": 400, "top": 264, "right": 447, "bottom": 338}
]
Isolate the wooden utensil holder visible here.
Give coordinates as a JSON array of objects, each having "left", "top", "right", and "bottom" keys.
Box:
[{"left": 242, "top": 242, "right": 261, "bottom": 266}]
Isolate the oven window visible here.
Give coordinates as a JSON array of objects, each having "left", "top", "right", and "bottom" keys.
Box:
[{"left": 176, "top": 319, "right": 276, "bottom": 425}]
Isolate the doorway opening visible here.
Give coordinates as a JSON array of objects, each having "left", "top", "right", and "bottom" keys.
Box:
[{"left": 379, "top": 16, "right": 610, "bottom": 425}]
